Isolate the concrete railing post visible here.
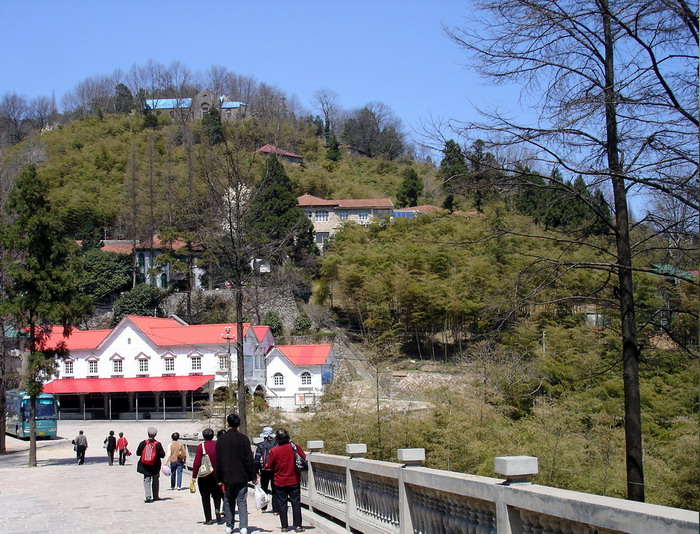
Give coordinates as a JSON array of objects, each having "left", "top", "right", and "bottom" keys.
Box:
[
  {"left": 397, "top": 448, "right": 425, "bottom": 534},
  {"left": 345, "top": 443, "right": 366, "bottom": 531},
  {"left": 306, "top": 440, "right": 324, "bottom": 513},
  {"left": 494, "top": 456, "right": 538, "bottom": 534}
]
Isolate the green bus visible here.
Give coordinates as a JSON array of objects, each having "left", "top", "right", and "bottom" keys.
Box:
[{"left": 5, "top": 390, "right": 59, "bottom": 439}]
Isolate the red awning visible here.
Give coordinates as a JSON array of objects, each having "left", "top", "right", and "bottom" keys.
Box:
[{"left": 43, "top": 375, "right": 215, "bottom": 394}]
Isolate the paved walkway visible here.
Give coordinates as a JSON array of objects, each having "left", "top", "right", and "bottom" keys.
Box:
[{"left": 0, "top": 420, "right": 331, "bottom": 534}]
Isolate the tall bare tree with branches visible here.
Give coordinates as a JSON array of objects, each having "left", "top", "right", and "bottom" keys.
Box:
[{"left": 445, "top": 0, "right": 698, "bottom": 502}]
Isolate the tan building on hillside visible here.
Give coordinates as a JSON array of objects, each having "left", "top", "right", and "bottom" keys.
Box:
[{"left": 297, "top": 194, "right": 394, "bottom": 249}]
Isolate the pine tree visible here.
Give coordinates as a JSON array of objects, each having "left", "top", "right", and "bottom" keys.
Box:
[
  {"left": 438, "top": 140, "right": 469, "bottom": 194},
  {"left": 396, "top": 167, "right": 423, "bottom": 208},
  {"left": 247, "top": 155, "right": 317, "bottom": 264},
  {"left": 2, "top": 165, "right": 92, "bottom": 466}
]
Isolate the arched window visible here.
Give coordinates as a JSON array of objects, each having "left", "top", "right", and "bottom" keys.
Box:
[
  {"left": 160, "top": 273, "right": 168, "bottom": 289},
  {"left": 273, "top": 372, "right": 284, "bottom": 386},
  {"left": 300, "top": 371, "right": 312, "bottom": 386}
]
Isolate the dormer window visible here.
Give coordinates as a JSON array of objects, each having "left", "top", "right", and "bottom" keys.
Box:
[{"left": 87, "top": 357, "right": 99, "bottom": 375}]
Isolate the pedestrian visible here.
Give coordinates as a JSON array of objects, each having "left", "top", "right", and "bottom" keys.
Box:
[
  {"left": 216, "top": 413, "right": 257, "bottom": 534},
  {"left": 104, "top": 430, "right": 117, "bottom": 466},
  {"left": 254, "top": 426, "right": 278, "bottom": 513},
  {"left": 265, "top": 428, "right": 306, "bottom": 532},
  {"left": 116, "top": 432, "right": 129, "bottom": 465},
  {"left": 136, "top": 426, "right": 166, "bottom": 503},
  {"left": 72, "top": 430, "right": 88, "bottom": 465},
  {"left": 192, "top": 428, "right": 224, "bottom": 525},
  {"left": 167, "top": 432, "right": 187, "bottom": 490}
]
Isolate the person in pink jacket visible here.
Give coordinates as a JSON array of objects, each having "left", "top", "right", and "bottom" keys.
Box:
[{"left": 192, "top": 428, "right": 224, "bottom": 525}]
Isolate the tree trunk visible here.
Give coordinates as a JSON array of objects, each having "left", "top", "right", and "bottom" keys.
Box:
[
  {"left": 236, "top": 286, "right": 247, "bottom": 435},
  {"left": 28, "top": 394, "right": 37, "bottom": 467},
  {"left": 602, "top": 0, "right": 644, "bottom": 502}
]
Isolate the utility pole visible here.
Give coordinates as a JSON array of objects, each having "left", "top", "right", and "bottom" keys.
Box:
[{"left": 221, "top": 326, "right": 234, "bottom": 425}]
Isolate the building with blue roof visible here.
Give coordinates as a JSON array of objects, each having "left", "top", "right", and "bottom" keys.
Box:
[{"left": 144, "top": 90, "right": 247, "bottom": 121}]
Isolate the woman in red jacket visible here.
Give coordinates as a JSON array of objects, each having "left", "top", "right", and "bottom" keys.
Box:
[
  {"left": 192, "top": 428, "right": 224, "bottom": 525},
  {"left": 264, "top": 428, "right": 306, "bottom": 533}
]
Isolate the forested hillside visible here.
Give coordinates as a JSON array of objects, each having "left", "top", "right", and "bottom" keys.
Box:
[{"left": 0, "top": 58, "right": 697, "bottom": 509}]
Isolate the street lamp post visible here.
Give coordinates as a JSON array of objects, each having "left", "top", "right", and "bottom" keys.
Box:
[{"left": 221, "top": 326, "right": 234, "bottom": 420}]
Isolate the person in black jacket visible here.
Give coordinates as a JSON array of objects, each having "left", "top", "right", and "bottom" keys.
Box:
[
  {"left": 104, "top": 430, "right": 117, "bottom": 466},
  {"left": 254, "top": 426, "right": 278, "bottom": 513},
  {"left": 136, "top": 426, "right": 166, "bottom": 503},
  {"left": 216, "top": 414, "right": 257, "bottom": 534}
]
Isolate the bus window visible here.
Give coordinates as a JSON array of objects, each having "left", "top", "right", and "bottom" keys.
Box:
[{"left": 36, "top": 398, "right": 56, "bottom": 419}]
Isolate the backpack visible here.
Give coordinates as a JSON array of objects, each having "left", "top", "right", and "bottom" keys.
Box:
[
  {"left": 260, "top": 440, "right": 274, "bottom": 470},
  {"left": 142, "top": 439, "right": 158, "bottom": 466}
]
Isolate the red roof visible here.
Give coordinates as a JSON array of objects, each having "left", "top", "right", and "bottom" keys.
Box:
[
  {"left": 275, "top": 345, "right": 332, "bottom": 366},
  {"left": 135, "top": 236, "right": 204, "bottom": 252},
  {"left": 336, "top": 198, "right": 394, "bottom": 209},
  {"left": 101, "top": 240, "right": 135, "bottom": 254},
  {"left": 297, "top": 194, "right": 339, "bottom": 207},
  {"left": 252, "top": 326, "right": 272, "bottom": 343},
  {"left": 43, "top": 375, "right": 214, "bottom": 394},
  {"left": 42, "top": 326, "right": 111, "bottom": 351},
  {"left": 42, "top": 316, "right": 266, "bottom": 351},
  {"left": 297, "top": 195, "right": 394, "bottom": 209},
  {"left": 256, "top": 144, "right": 303, "bottom": 159},
  {"left": 126, "top": 316, "right": 252, "bottom": 346}
]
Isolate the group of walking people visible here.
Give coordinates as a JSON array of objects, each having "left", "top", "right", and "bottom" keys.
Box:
[
  {"left": 72, "top": 429, "right": 129, "bottom": 465},
  {"left": 73, "top": 415, "right": 307, "bottom": 533},
  {"left": 187, "top": 415, "right": 307, "bottom": 534}
]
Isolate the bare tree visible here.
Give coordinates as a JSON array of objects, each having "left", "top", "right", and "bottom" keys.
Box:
[
  {"left": 312, "top": 88, "right": 340, "bottom": 133},
  {"left": 28, "top": 96, "right": 57, "bottom": 132},
  {"left": 0, "top": 93, "right": 30, "bottom": 146},
  {"left": 446, "top": 0, "right": 698, "bottom": 502}
]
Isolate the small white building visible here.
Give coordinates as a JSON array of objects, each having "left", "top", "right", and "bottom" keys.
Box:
[
  {"left": 42, "top": 315, "right": 334, "bottom": 417},
  {"left": 265, "top": 344, "right": 335, "bottom": 411}
]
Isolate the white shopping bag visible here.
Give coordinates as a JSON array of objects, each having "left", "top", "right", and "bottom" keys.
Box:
[{"left": 254, "top": 483, "right": 269, "bottom": 510}]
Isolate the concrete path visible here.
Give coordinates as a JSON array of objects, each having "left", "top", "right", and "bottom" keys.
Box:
[{"left": 0, "top": 420, "right": 332, "bottom": 534}]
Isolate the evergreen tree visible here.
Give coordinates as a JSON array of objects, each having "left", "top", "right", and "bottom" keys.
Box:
[
  {"left": 2, "top": 165, "right": 92, "bottom": 466},
  {"left": 202, "top": 108, "right": 224, "bottom": 145},
  {"left": 114, "top": 83, "right": 134, "bottom": 114},
  {"left": 247, "top": 155, "right": 317, "bottom": 264},
  {"left": 326, "top": 133, "right": 341, "bottom": 162},
  {"left": 396, "top": 167, "right": 423, "bottom": 208},
  {"left": 438, "top": 140, "right": 469, "bottom": 194},
  {"left": 465, "top": 139, "right": 500, "bottom": 212},
  {"left": 80, "top": 248, "right": 132, "bottom": 304}
]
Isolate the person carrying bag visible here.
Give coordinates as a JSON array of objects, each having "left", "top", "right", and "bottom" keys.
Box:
[{"left": 192, "top": 428, "right": 224, "bottom": 525}]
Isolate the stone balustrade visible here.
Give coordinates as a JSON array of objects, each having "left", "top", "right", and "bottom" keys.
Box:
[{"left": 299, "top": 441, "right": 699, "bottom": 534}]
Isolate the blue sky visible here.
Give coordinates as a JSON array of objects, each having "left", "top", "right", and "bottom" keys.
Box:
[{"left": 1, "top": 1, "right": 520, "bottom": 152}]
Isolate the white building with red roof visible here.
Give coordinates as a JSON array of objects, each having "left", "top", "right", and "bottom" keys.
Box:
[
  {"left": 41, "top": 315, "right": 335, "bottom": 418},
  {"left": 265, "top": 344, "right": 336, "bottom": 411},
  {"left": 297, "top": 194, "right": 394, "bottom": 249}
]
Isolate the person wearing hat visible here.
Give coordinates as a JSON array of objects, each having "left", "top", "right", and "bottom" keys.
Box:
[
  {"left": 136, "top": 426, "right": 166, "bottom": 503},
  {"left": 254, "top": 426, "right": 278, "bottom": 513}
]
